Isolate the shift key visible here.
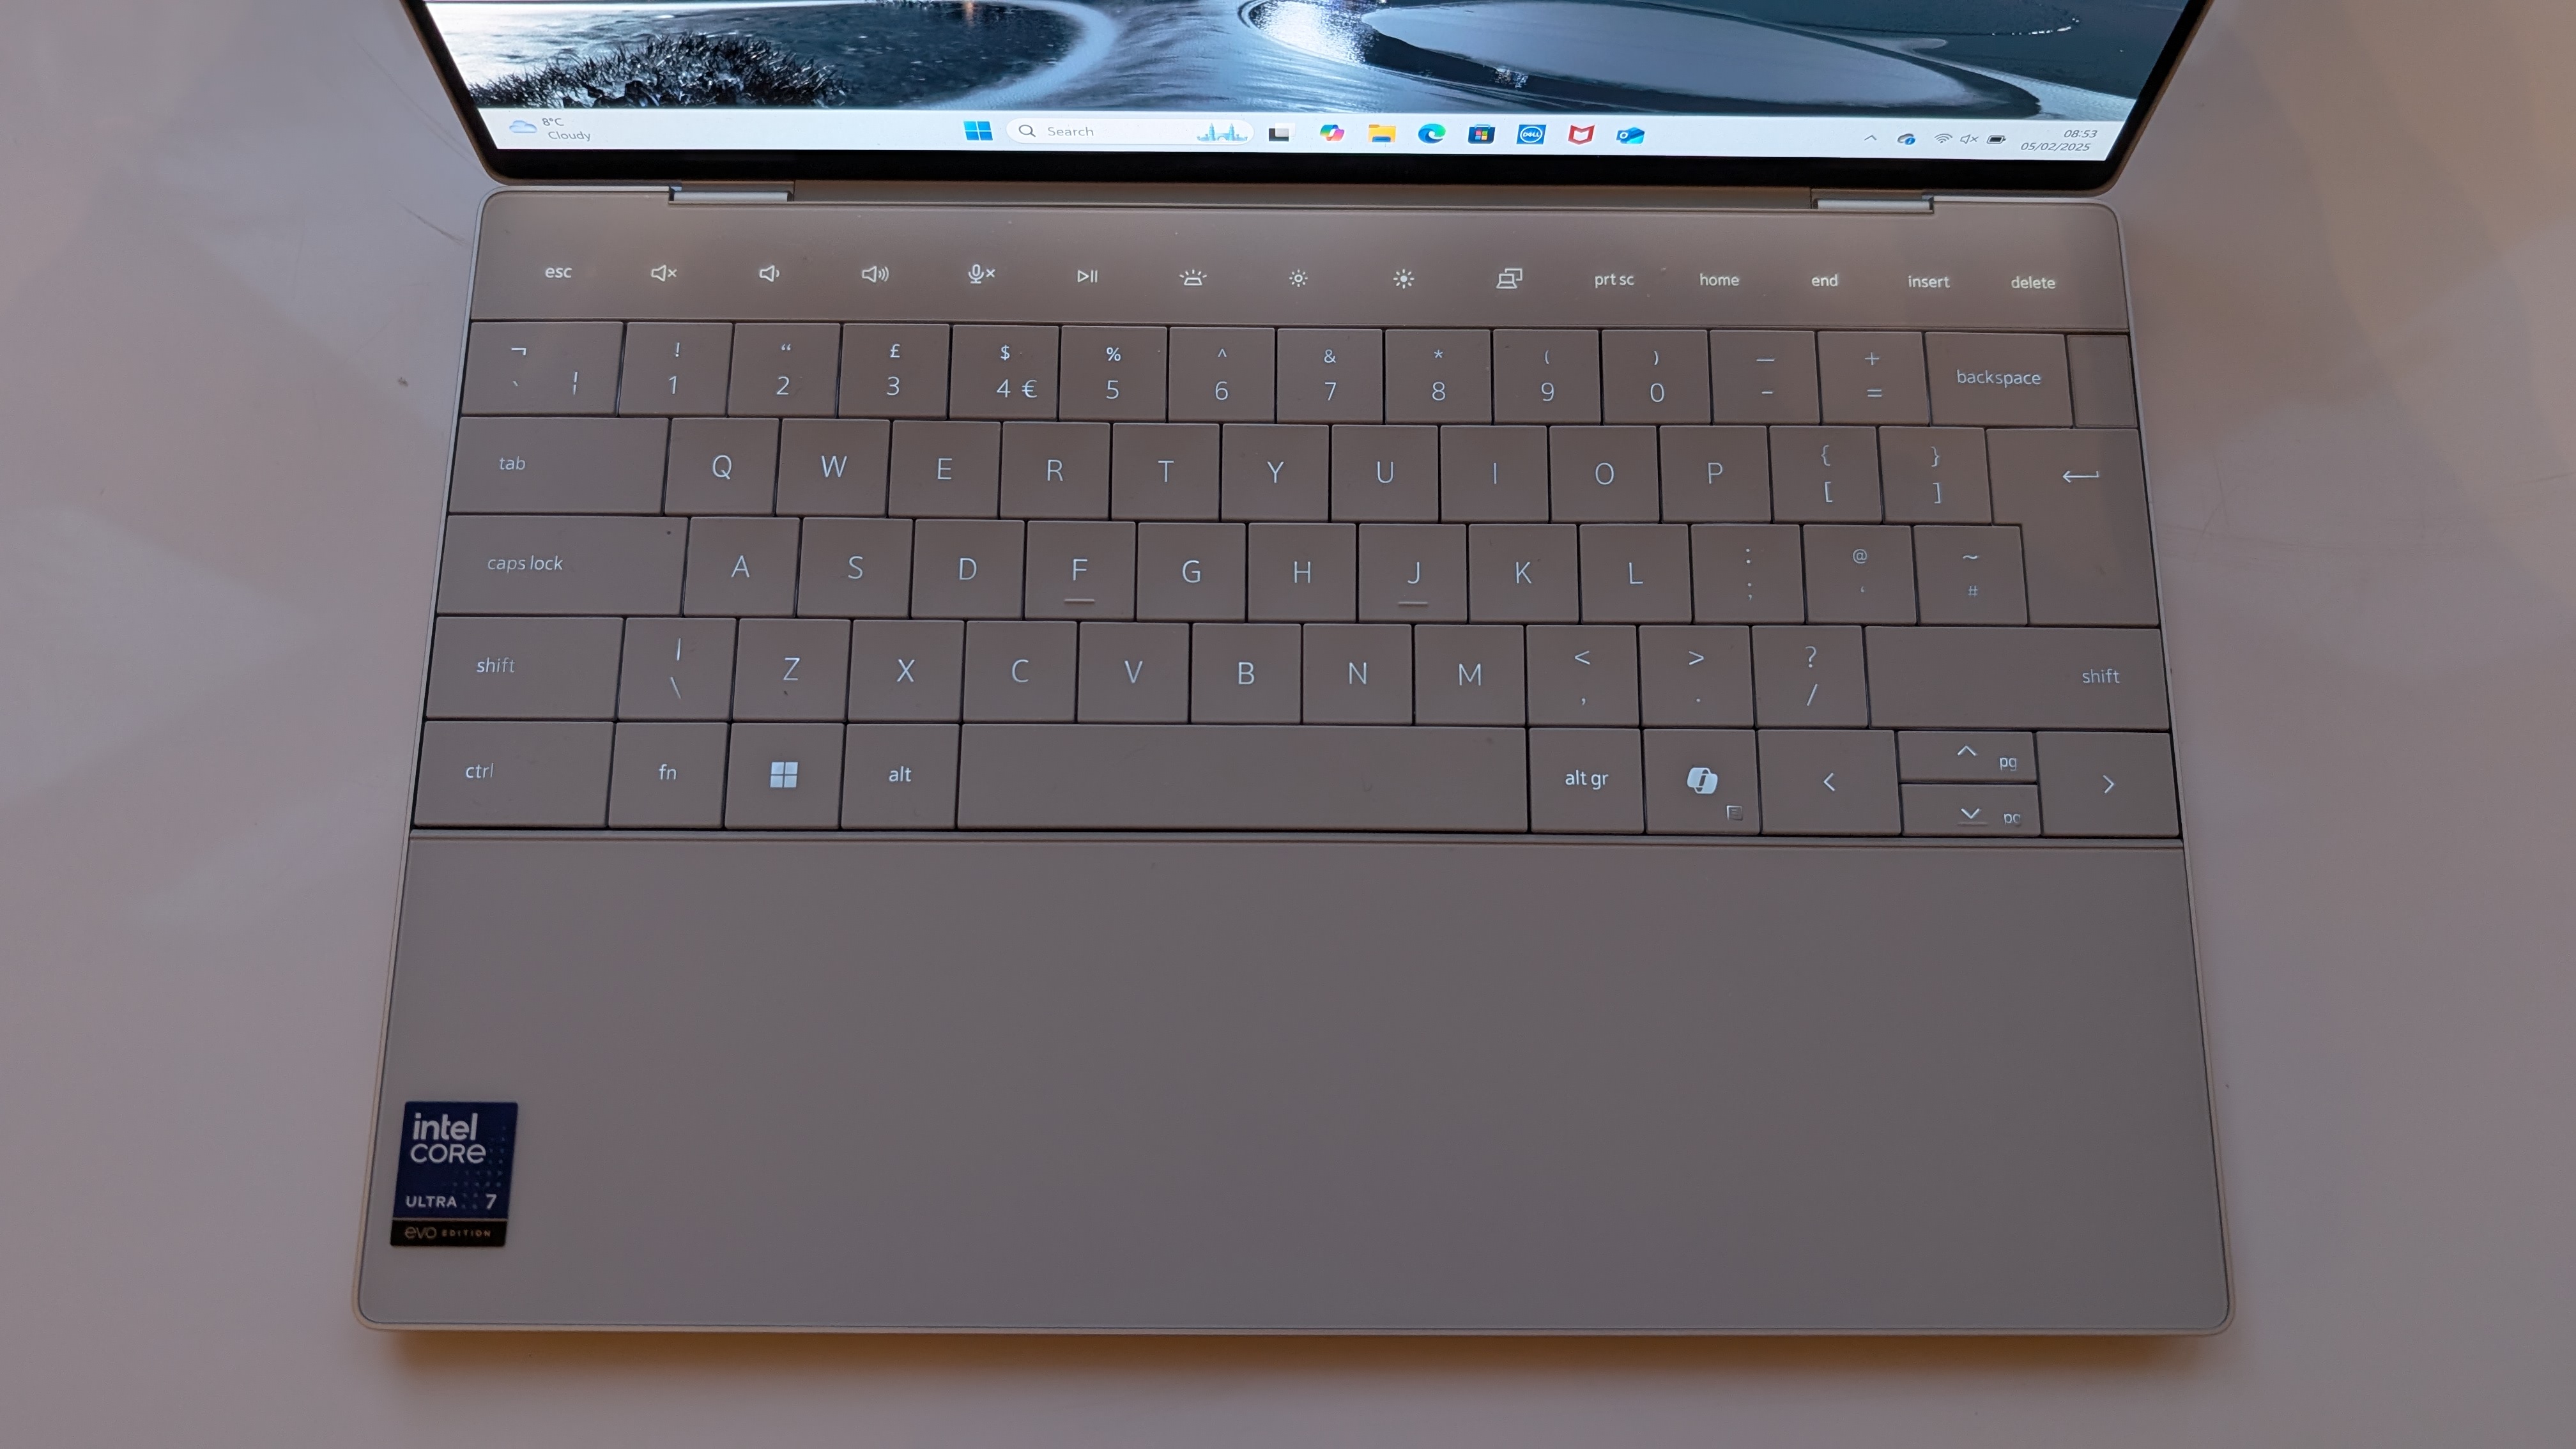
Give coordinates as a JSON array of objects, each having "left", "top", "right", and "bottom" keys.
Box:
[
  {"left": 1866, "top": 626, "right": 2169, "bottom": 729},
  {"left": 437, "top": 515, "right": 686, "bottom": 615}
]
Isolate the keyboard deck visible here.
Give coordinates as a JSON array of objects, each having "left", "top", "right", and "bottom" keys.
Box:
[{"left": 417, "top": 197, "right": 2175, "bottom": 838}]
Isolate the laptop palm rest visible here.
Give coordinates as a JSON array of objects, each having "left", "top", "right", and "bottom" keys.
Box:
[{"left": 360, "top": 835, "right": 2224, "bottom": 1331}]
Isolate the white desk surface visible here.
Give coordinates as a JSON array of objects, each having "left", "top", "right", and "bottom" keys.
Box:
[{"left": 6, "top": 0, "right": 2573, "bottom": 1440}]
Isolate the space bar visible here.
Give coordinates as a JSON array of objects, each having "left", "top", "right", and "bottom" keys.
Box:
[{"left": 956, "top": 725, "right": 1529, "bottom": 831}]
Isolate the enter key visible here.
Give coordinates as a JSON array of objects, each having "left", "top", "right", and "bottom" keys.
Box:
[{"left": 1989, "top": 429, "right": 2159, "bottom": 625}]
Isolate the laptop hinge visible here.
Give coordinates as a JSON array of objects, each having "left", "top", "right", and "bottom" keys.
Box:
[
  {"left": 669, "top": 183, "right": 795, "bottom": 204},
  {"left": 1811, "top": 191, "right": 1934, "bottom": 213}
]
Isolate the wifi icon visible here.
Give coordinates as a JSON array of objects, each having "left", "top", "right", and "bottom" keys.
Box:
[{"left": 1936, "top": 132, "right": 1954, "bottom": 143}]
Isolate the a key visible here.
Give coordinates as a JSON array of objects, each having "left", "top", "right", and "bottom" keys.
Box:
[
  {"left": 1135, "top": 523, "right": 1246, "bottom": 620},
  {"left": 1927, "top": 332, "right": 2073, "bottom": 427},
  {"left": 796, "top": 518, "right": 912, "bottom": 618},
  {"left": 618, "top": 322, "right": 732, "bottom": 416},
  {"left": 1897, "top": 731, "right": 2037, "bottom": 783},
  {"left": 908, "top": 519, "right": 1025, "bottom": 618},
  {"left": 1755, "top": 729, "right": 1899, "bottom": 836},
  {"left": 1467, "top": 523, "right": 1577, "bottom": 622},
  {"left": 1023, "top": 520, "right": 1136, "bottom": 619},
  {"left": 1865, "top": 625, "right": 2170, "bottom": 729},
  {"left": 1220, "top": 424, "right": 1330, "bottom": 519},
  {"left": 1528, "top": 728, "right": 1643, "bottom": 832},
  {"left": 1751, "top": 624, "right": 1867, "bottom": 726},
  {"left": 1438, "top": 425, "right": 1550, "bottom": 520},
  {"left": 2037, "top": 731, "right": 2179, "bottom": 837},
  {"left": 1657, "top": 425, "right": 1771, "bottom": 521},
  {"left": 1637, "top": 624, "right": 1753, "bottom": 726},
  {"left": 1526, "top": 624, "right": 1639, "bottom": 725},
  {"left": 1913, "top": 525, "right": 2027, "bottom": 625},
  {"left": 1493, "top": 329, "right": 1601, "bottom": 424},
  {"left": 1641, "top": 728, "right": 1759, "bottom": 833},
  {"left": 1075, "top": 622, "right": 1190, "bottom": 722},
  {"left": 948, "top": 324, "right": 1059, "bottom": 421},
  {"left": 724, "top": 723, "right": 843, "bottom": 829},
  {"left": 1302, "top": 624, "right": 1413, "bottom": 723},
  {"left": 1817, "top": 331, "right": 1929, "bottom": 425},
  {"left": 1168, "top": 327, "right": 1275, "bottom": 422},
  {"left": 1331, "top": 425, "right": 1439, "bottom": 520},
  {"left": 1413, "top": 625, "right": 1526, "bottom": 724},
  {"left": 887, "top": 420, "right": 1001, "bottom": 518},
  {"left": 1901, "top": 783, "right": 2039, "bottom": 837},
  {"left": 776, "top": 418, "right": 890, "bottom": 516},
  {"left": 1708, "top": 330, "right": 1818, "bottom": 423},
  {"left": 425, "top": 617, "right": 622, "bottom": 719},
  {"left": 414, "top": 720, "right": 611, "bottom": 826},
  {"left": 1057, "top": 325, "right": 1165, "bottom": 422},
  {"left": 449, "top": 417, "right": 666, "bottom": 514},
  {"left": 847, "top": 619, "right": 965, "bottom": 721},
  {"left": 1356, "top": 523, "right": 1466, "bottom": 621},
  {"left": 732, "top": 618, "right": 851, "bottom": 721},
  {"left": 962, "top": 620, "right": 1078, "bottom": 721},
  {"left": 461, "top": 321, "right": 620, "bottom": 415},
  {"left": 664, "top": 418, "right": 778, "bottom": 514},
  {"left": 1802, "top": 523, "right": 1917, "bottom": 625},
  {"left": 1989, "top": 429, "right": 2158, "bottom": 626},
  {"left": 1386, "top": 329, "right": 1492, "bottom": 423},
  {"left": 607, "top": 721, "right": 728, "bottom": 828},
  {"left": 436, "top": 515, "right": 684, "bottom": 615},
  {"left": 841, "top": 724, "right": 962, "bottom": 828},
  {"left": 1549, "top": 425, "right": 1660, "bottom": 522},
  {"left": 728, "top": 323, "right": 839, "bottom": 417},
  {"left": 617, "top": 618, "right": 735, "bottom": 721},
  {"left": 1245, "top": 523, "right": 1356, "bottom": 621},
  {"left": 1690, "top": 523, "right": 1805, "bottom": 623},
  {"left": 683, "top": 516, "right": 797, "bottom": 617},
  {"left": 1190, "top": 623, "right": 1302, "bottom": 722},
  {"left": 1879, "top": 425, "right": 1989, "bottom": 523},
  {"left": 1110, "top": 423, "right": 1221, "bottom": 519},
  {"left": 1276, "top": 328, "right": 1384, "bottom": 422},
  {"left": 998, "top": 422, "right": 1109, "bottom": 519},
  {"left": 1770, "top": 425, "right": 1882, "bottom": 522},
  {"left": 954, "top": 724, "right": 1527, "bottom": 831},
  {"left": 1602, "top": 330, "right": 1712, "bottom": 425},
  {"left": 1578, "top": 525, "right": 1692, "bottom": 622},
  {"left": 839, "top": 323, "right": 949, "bottom": 419}
]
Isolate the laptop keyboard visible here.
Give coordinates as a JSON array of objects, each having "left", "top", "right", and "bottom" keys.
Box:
[{"left": 420, "top": 286, "right": 2174, "bottom": 837}]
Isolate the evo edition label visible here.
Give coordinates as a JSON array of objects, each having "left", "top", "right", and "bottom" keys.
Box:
[{"left": 390, "top": 1101, "right": 517, "bottom": 1246}]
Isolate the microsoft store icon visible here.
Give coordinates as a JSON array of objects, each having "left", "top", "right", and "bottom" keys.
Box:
[{"left": 963, "top": 119, "right": 995, "bottom": 141}]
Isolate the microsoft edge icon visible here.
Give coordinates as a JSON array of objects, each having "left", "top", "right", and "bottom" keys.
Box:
[
  {"left": 1419, "top": 123, "right": 1446, "bottom": 143},
  {"left": 1516, "top": 123, "right": 1545, "bottom": 144}
]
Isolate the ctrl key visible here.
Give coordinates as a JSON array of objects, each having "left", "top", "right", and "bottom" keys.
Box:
[{"left": 414, "top": 721, "right": 610, "bottom": 827}]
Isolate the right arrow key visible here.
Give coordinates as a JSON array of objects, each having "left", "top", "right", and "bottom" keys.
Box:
[{"left": 2037, "top": 731, "right": 2181, "bottom": 837}]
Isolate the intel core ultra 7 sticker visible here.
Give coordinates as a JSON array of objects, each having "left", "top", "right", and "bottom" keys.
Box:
[{"left": 391, "top": 1101, "right": 518, "bottom": 1246}]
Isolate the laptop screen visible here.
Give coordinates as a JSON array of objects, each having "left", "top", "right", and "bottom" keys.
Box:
[{"left": 410, "top": 0, "right": 2205, "bottom": 187}]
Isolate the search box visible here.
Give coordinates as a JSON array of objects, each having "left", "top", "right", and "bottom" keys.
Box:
[{"left": 1009, "top": 117, "right": 1259, "bottom": 146}]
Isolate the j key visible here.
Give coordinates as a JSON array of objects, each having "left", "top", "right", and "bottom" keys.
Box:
[
  {"left": 1386, "top": 330, "right": 1491, "bottom": 424},
  {"left": 414, "top": 720, "right": 611, "bottom": 826},
  {"left": 664, "top": 417, "right": 777, "bottom": 514},
  {"left": 848, "top": 619, "right": 965, "bottom": 721},
  {"left": 1880, "top": 425, "right": 1990, "bottom": 523},
  {"left": 1802, "top": 524, "right": 1916, "bottom": 625},
  {"left": 461, "top": 321, "right": 621, "bottom": 415},
  {"left": 949, "top": 325, "right": 1059, "bottom": 421},
  {"left": 1928, "top": 332, "right": 2073, "bottom": 427},
  {"left": 1331, "top": 425, "right": 1439, "bottom": 520},
  {"left": 1302, "top": 624, "right": 1413, "bottom": 724},
  {"left": 1751, "top": 624, "right": 1867, "bottom": 727},
  {"left": 999, "top": 421, "right": 1110, "bottom": 519},
  {"left": 733, "top": 618, "right": 850, "bottom": 721},
  {"left": 1356, "top": 523, "right": 1466, "bottom": 621},
  {"left": 1602, "top": 330, "right": 1712, "bottom": 425},
  {"left": 728, "top": 323, "right": 839, "bottom": 417},
  {"left": 1641, "top": 728, "right": 1759, "bottom": 833},
  {"left": 1659, "top": 425, "right": 1771, "bottom": 521},
  {"left": 1901, "top": 783, "right": 2040, "bottom": 837},
  {"left": 839, "top": 323, "right": 949, "bottom": 419},
  {"left": 1528, "top": 728, "right": 1643, "bottom": 833},
  {"left": 683, "top": 516, "right": 797, "bottom": 617},
  {"left": 1637, "top": 624, "right": 1753, "bottom": 727},
  {"left": 954, "top": 724, "right": 1528, "bottom": 831},
  {"left": 776, "top": 419, "right": 891, "bottom": 516},
  {"left": 1277, "top": 329, "right": 1384, "bottom": 422},
  {"left": 436, "top": 515, "right": 684, "bottom": 615},
  {"left": 1220, "top": 424, "right": 1330, "bottom": 519},
  {"left": 1439, "top": 426, "right": 1550, "bottom": 521},
  {"left": 1898, "top": 731, "right": 2037, "bottom": 783},
  {"left": 1135, "top": 523, "right": 1246, "bottom": 620},
  {"left": 1577, "top": 525, "right": 1692, "bottom": 622},
  {"left": 797, "top": 518, "right": 912, "bottom": 618},
  {"left": 1549, "top": 426, "right": 1660, "bottom": 522},
  {"left": 1771, "top": 426, "right": 1882, "bottom": 522},
  {"left": 1864, "top": 626, "right": 2170, "bottom": 730},
  {"left": 1526, "top": 624, "right": 1639, "bottom": 726},
  {"left": 617, "top": 618, "right": 735, "bottom": 721},
  {"left": 1709, "top": 330, "right": 1818, "bottom": 423},
  {"left": 1467, "top": 523, "right": 1578, "bottom": 622},
  {"left": 1756, "top": 729, "right": 1900, "bottom": 836},
  {"left": 618, "top": 321, "right": 732, "bottom": 415},
  {"left": 1989, "top": 429, "right": 2158, "bottom": 626},
  {"left": 1817, "top": 332, "right": 1929, "bottom": 425},
  {"left": 1168, "top": 327, "right": 1275, "bottom": 422},
  {"left": 1690, "top": 523, "right": 1805, "bottom": 623},
  {"left": 425, "top": 617, "right": 622, "bottom": 719},
  {"left": 1075, "top": 622, "right": 1190, "bottom": 722},
  {"left": 448, "top": 417, "right": 666, "bottom": 514},
  {"left": 1914, "top": 525, "right": 2027, "bottom": 625},
  {"left": 1493, "top": 329, "right": 1600, "bottom": 424},
  {"left": 1413, "top": 625, "right": 1526, "bottom": 725},
  {"left": 1057, "top": 325, "right": 1166, "bottom": 422}
]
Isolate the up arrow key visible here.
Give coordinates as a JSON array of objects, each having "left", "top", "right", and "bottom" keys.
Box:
[{"left": 1956, "top": 744, "right": 1979, "bottom": 757}]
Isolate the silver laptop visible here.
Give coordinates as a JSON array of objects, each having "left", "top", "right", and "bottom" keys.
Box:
[{"left": 362, "top": 0, "right": 2223, "bottom": 1331}]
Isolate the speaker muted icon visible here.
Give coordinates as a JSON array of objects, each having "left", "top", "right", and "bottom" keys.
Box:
[{"left": 1685, "top": 767, "right": 1721, "bottom": 795}]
